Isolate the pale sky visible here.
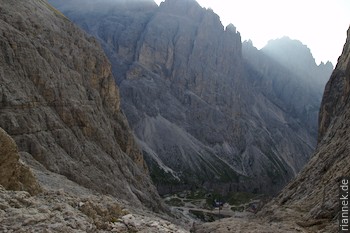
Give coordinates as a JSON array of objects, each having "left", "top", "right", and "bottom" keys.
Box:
[{"left": 154, "top": 0, "right": 350, "bottom": 65}]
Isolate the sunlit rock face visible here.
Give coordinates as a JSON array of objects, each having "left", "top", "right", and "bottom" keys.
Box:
[
  {"left": 0, "top": 0, "right": 161, "bottom": 210},
  {"left": 49, "top": 0, "right": 331, "bottom": 195}
]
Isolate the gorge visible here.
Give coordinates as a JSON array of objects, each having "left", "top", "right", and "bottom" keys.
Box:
[
  {"left": 1, "top": 0, "right": 348, "bottom": 232},
  {"left": 48, "top": 0, "right": 333, "bottom": 195}
]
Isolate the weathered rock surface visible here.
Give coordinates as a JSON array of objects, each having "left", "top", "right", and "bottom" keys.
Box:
[
  {"left": 48, "top": 0, "right": 331, "bottom": 194},
  {"left": 0, "top": 127, "right": 41, "bottom": 195},
  {"left": 0, "top": 0, "right": 161, "bottom": 209},
  {"left": 0, "top": 185, "right": 188, "bottom": 233},
  {"left": 195, "top": 214, "right": 306, "bottom": 233},
  {"left": 196, "top": 26, "right": 350, "bottom": 233}
]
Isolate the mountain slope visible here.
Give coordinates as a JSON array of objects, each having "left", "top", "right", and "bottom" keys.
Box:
[
  {"left": 262, "top": 37, "right": 333, "bottom": 90},
  {"left": 243, "top": 39, "right": 333, "bottom": 137},
  {"left": 48, "top": 0, "right": 330, "bottom": 195},
  {"left": 264, "top": 25, "right": 350, "bottom": 232},
  {"left": 196, "top": 26, "right": 350, "bottom": 233},
  {"left": 0, "top": 0, "right": 160, "bottom": 209}
]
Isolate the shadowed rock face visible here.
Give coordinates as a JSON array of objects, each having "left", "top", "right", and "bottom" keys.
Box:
[
  {"left": 267, "top": 26, "right": 350, "bottom": 232},
  {"left": 266, "top": 26, "right": 350, "bottom": 230},
  {"left": 0, "top": 0, "right": 161, "bottom": 210},
  {"left": 48, "top": 0, "right": 330, "bottom": 195},
  {"left": 195, "top": 26, "right": 350, "bottom": 233},
  {"left": 243, "top": 39, "right": 333, "bottom": 139}
]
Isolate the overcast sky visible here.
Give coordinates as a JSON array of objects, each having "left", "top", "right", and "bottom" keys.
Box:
[{"left": 155, "top": 0, "right": 350, "bottom": 65}]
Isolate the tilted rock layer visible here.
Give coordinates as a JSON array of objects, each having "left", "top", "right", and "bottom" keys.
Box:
[
  {"left": 48, "top": 0, "right": 332, "bottom": 194},
  {"left": 0, "top": 0, "right": 160, "bottom": 209}
]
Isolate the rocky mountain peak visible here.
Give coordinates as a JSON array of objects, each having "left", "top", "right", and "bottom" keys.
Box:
[
  {"left": 319, "top": 60, "right": 333, "bottom": 68},
  {"left": 264, "top": 36, "right": 313, "bottom": 56},
  {"left": 262, "top": 36, "right": 333, "bottom": 90},
  {"left": 225, "top": 23, "right": 237, "bottom": 33},
  {"left": 134, "top": 0, "right": 243, "bottom": 89},
  {"left": 159, "top": 0, "right": 225, "bottom": 30},
  {"left": 160, "top": 0, "right": 201, "bottom": 10}
]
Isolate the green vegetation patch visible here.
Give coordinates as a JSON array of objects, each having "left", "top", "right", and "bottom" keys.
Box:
[
  {"left": 227, "top": 192, "right": 257, "bottom": 206},
  {"left": 188, "top": 189, "right": 207, "bottom": 199},
  {"left": 165, "top": 198, "right": 184, "bottom": 207},
  {"left": 205, "top": 192, "right": 224, "bottom": 208},
  {"left": 231, "top": 206, "right": 245, "bottom": 212}
]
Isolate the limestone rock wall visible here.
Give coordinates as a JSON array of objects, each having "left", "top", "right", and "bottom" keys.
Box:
[{"left": 0, "top": 0, "right": 160, "bottom": 209}]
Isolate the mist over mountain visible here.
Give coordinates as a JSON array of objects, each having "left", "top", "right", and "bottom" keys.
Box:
[
  {"left": 243, "top": 39, "right": 333, "bottom": 137},
  {"left": 262, "top": 36, "right": 333, "bottom": 90},
  {"left": 48, "top": 0, "right": 333, "bottom": 195},
  {"left": 197, "top": 25, "right": 350, "bottom": 233}
]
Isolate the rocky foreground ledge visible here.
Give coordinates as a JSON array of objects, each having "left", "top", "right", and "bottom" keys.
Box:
[
  {"left": 0, "top": 125, "right": 188, "bottom": 232},
  {"left": 0, "top": 186, "right": 188, "bottom": 233}
]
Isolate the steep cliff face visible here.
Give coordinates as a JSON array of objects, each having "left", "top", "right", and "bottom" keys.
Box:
[
  {"left": 265, "top": 26, "right": 350, "bottom": 232},
  {"left": 196, "top": 26, "right": 350, "bottom": 233},
  {"left": 48, "top": 0, "right": 324, "bottom": 195},
  {"left": 319, "top": 30, "right": 350, "bottom": 141},
  {"left": 0, "top": 0, "right": 160, "bottom": 209},
  {"left": 123, "top": 0, "right": 247, "bottom": 189}
]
